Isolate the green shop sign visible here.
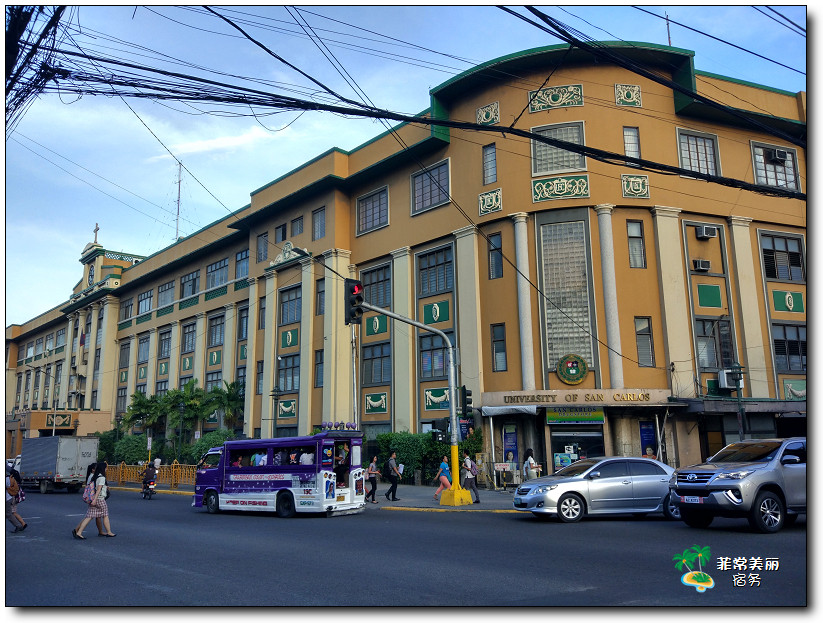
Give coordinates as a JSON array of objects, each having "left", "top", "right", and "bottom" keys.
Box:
[
  {"left": 423, "top": 301, "right": 449, "bottom": 324},
  {"left": 546, "top": 406, "right": 605, "bottom": 424}
]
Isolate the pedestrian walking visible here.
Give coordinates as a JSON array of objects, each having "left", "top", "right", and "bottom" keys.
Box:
[
  {"left": 384, "top": 451, "right": 402, "bottom": 501},
  {"left": 73, "top": 462, "right": 115, "bottom": 540},
  {"left": 82, "top": 463, "right": 105, "bottom": 536},
  {"left": 523, "top": 448, "right": 540, "bottom": 481},
  {"left": 8, "top": 465, "right": 27, "bottom": 529},
  {"left": 462, "top": 449, "right": 480, "bottom": 504},
  {"left": 365, "top": 455, "right": 380, "bottom": 503},
  {"left": 433, "top": 454, "right": 452, "bottom": 500},
  {"left": 6, "top": 465, "right": 25, "bottom": 533}
]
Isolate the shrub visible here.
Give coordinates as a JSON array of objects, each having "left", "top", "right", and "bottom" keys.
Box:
[{"left": 186, "top": 430, "right": 236, "bottom": 464}]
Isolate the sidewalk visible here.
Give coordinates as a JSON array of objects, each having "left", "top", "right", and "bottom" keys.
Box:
[{"left": 111, "top": 481, "right": 518, "bottom": 512}]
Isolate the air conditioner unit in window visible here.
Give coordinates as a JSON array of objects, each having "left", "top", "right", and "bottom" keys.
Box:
[
  {"left": 693, "top": 259, "right": 711, "bottom": 272},
  {"left": 765, "top": 148, "right": 788, "bottom": 165},
  {"left": 696, "top": 225, "right": 719, "bottom": 240},
  {"left": 718, "top": 369, "right": 745, "bottom": 390}
]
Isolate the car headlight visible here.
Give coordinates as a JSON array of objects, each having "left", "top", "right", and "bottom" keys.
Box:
[
  {"left": 531, "top": 484, "right": 558, "bottom": 495},
  {"left": 714, "top": 470, "right": 754, "bottom": 480}
]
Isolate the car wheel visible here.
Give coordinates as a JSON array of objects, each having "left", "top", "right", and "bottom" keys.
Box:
[
  {"left": 205, "top": 491, "right": 219, "bottom": 514},
  {"left": 276, "top": 492, "right": 296, "bottom": 518},
  {"left": 681, "top": 508, "right": 713, "bottom": 528},
  {"left": 748, "top": 491, "right": 784, "bottom": 533},
  {"left": 663, "top": 493, "right": 681, "bottom": 520},
  {"left": 557, "top": 493, "right": 584, "bottom": 523}
]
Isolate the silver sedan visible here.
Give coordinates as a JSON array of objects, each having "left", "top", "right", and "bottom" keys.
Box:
[{"left": 513, "top": 457, "right": 680, "bottom": 522}]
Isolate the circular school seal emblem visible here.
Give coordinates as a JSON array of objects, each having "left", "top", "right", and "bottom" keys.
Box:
[{"left": 556, "top": 354, "right": 588, "bottom": 385}]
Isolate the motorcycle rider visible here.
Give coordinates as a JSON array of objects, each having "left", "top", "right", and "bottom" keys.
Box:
[{"left": 139, "top": 462, "right": 157, "bottom": 494}]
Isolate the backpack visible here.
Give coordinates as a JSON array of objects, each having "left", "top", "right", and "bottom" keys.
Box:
[
  {"left": 82, "top": 480, "right": 96, "bottom": 503},
  {"left": 7, "top": 476, "right": 19, "bottom": 497},
  {"left": 383, "top": 460, "right": 392, "bottom": 478},
  {"left": 469, "top": 460, "right": 478, "bottom": 476}
]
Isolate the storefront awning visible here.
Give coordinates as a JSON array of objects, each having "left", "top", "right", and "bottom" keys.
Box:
[{"left": 479, "top": 406, "right": 537, "bottom": 417}]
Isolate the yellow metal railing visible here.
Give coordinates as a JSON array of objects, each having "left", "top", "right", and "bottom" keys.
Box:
[{"left": 107, "top": 460, "right": 196, "bottom": 489}]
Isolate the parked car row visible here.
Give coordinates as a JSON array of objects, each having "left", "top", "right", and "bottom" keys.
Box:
[{"left": 512, "top": 438, "right": 806, "bottom": 533}]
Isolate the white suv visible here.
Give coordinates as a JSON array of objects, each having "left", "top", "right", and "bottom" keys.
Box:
[{"left": 670, "top": 438, "right": 806, "bottom": 533}]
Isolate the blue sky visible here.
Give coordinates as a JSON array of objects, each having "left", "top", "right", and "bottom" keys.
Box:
[{"left": 3, "top": 4, "right": 808, "bottom": 327}]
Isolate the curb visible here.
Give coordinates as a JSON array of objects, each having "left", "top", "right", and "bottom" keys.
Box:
[{"left": 109, "top": 486, "right": 192, "bottom": 496}]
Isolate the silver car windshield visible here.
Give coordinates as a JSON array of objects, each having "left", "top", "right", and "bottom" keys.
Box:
[
  {"left": 710, "top": 441, "right": 781, "bottom": 463},
  {"left": 553, "top": 459, "right": 598, "bottom": 477}
]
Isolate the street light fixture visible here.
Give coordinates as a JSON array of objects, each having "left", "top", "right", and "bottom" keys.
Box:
[
  {"left": 726, "top": 362, "right": 746, "bottom": 441},
  {"left": 269, "top": 385, "right": 282, "bottom": 438}
]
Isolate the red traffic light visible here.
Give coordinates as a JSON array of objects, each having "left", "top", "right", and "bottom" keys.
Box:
[{"left": 343, "top": 278, "right": 364, "bottom": 325}]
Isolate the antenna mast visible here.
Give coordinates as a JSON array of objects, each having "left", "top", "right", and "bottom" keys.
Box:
[{"left": 175, "top": 162, "right": 182, "bottom": 239}]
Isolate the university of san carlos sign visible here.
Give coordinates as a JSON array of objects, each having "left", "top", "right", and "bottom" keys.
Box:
[{"left": 483, "top": 389, "right": 672, "bottom": 407}]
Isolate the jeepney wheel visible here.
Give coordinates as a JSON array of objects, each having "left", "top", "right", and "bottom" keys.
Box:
[
  {"left": 276, "top": 492, "right": 296, "bottom": 518},
  {"left": 39, "top": 480, "right": 49, "bottom": 494},
  {"left": 205, "top": 491, "right": 219, "bottom": 514}
]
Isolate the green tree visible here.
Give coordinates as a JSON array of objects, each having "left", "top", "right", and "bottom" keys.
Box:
[
  {"left": 93, "top": 429, "right": 117, "bottom": 463},
  {"left": 114, "top": 433, "right": 152, "bottom": 464},
  {"left": 209, "top": 380, "right": 245, "bottom": 431},
  {"left": 187, "top": 429, "right": 236, "bottom": 464},
  {"left": 123, "top": 391, "right": 154, "bottom": 431},
  {"left": 165, "top": 379, "right": 214, "bottom": 460}
]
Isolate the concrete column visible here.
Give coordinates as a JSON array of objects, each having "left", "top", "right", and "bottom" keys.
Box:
[
  {"left": 651, "top": 206, "right": 695, "bottom": 397},
  {"left": 261, "top": 271, "right": 278, "bottom": 438},
  {"left": 511, "top": 213, "right": 536, "bottom": 391},
  {"left": 242, "top": 277, "right": 258, "bottom": 438},
  {"left": 59, "top": 314, "right": 77, "bottom": 407},
  {"left": 193, "top": 312, "right": 206, "bottom": 387},
  {"left": 594, "top": 204, "right": 624, "bottom": 389},
  {"left": 96, "top": 297, "right": 118, "bottom": 416},
  {"left": 82, "top": 303, "right": 101, "bottom": 408},
  {"left": 728, "top": 216, "right": 768, "bottom": 398},
  {"left": 453, "top": 226, "right": 484, "bottom": 400},
  {"left": 390, "top": 246, "right": 414, "bottom": 432},
  {"left": 321, "top": 249, "right": 353, "bottom": 427},
  {"left": 298, "top": 257, "right": 315, "bottom": 436}
]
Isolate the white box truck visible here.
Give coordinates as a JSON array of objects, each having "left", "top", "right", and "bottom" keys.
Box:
[{"left": 19, "top": 436, "right": 99, "bottom": 494}]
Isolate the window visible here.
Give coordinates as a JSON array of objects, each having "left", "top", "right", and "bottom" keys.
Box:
[
  {"left": 54, "top": 362, "right": 62, "bottom": 394},
  {"left": 279, "top": 286, "right": 302, "bottom": 325},
  {"left": 278, "top": 354, "right": 300, "bottom": 392},
  {"left": 488, "top": 233, "right": 503, "bottom": 279},
  {"left": 491, "top": 324, "right": 507, "bottom": 371},
  {"left": 696, "top": 318, "right": 733, "bottom": 369},
  {"left": 420, "top": 332, "right": 453, "bottom": 380},
  {"left": 236, "top": 249, "right": 249, "bottom": 280},
  {"left": 412, "top": 160, "right": 450, "bottom": 214},
  {"left": 135, "top": 383, "right": 147, "bottom": 396},
  {"left": 205, "top": 371, "right": 222, "bottom": 392},
  {"left": 93, "top": 348, "right": 101, "bottom": 373},
  {"left": 761, "top": 234, "right": 804, "bottom": 281},
  {"left": 259, "top": 296, "right": 266, "bottom": 329},
  {"left": 363, "top": 342, "right": 391, "bottom": 385},
  {"left": 119, "top": 298, "right": 134, "bottom": 321},
  {"left": 158, "top": 281, "right": 174, "bottom": 307},
  {"left": 634, "top": 317, "right": 655, "bottom": 367},
  {"left": 314, "top": 350, "right": 324, "bottom": 388},
  {"left": 772, "top": 324, "right": 806, "bottom": 372},
  {"left": 180, "top": 270, "right": 199, "bottom": 298},
  {"left": 119, "top": 341, "right": 130, "bottom": 369},
  {"left": 418, "top": 246, "right": 453, "bottom": 296},
  {"left": 208, "top": 314, "right": 225, "bottom": 347},
  {"left": 35, "top": 337, "right": 44, "bottom": 356},
  {"left": 116, "top": 388, "right": 128, "bottom": 415},
  {"left": 25, "top": 341, "right": 34, "bottom": 358},
  {"left": 256, "top": 361, "right": 264, "bottom": 394},
  {"left": 236, "top": 367, "right": 246, "bottom": 396},
  {"left": 753, "top": 144, "right": 799, "bottom": 190},
  {"left": 182, "top": 322, "right": 197, "bottom": 353},
  {"left": 206, "top": 258, "right": 229, "bottom": 289},
  {"left": 45, "top": 333, "right": 54, "bottom": 351},
  {"left": 482, "top": 143, "right": 497, "bottom": 185},
  {"left": 532, "top": 122, "right": 585, "bottom": 175},
  {"left": 156, "top": 380, "right": 169, "bottom": 397},
  {"left": 138, "top": 290, "right": 153, "bottom": 315},
  {"left": 291, "top": 217, "right": 303, "bottom": 237},
  {"left": 678, "top": 129, "right": 719, "bottom": 176},
  {"left": 598, "top": 461, "right": 629, "bottom": 478},
  {"left": 358, "top": 187, "right": 389, "bottom": 234},
  {"left": 257, "top": 232, "right": 269, "bottom": 262},
  {"left": 158, "top": 329, "right": 171, "bottom": 359},
  {"left": 623, "top": 126, "right": 640, "bottom": 164},
  {"left": 362, "top": 265, "right": 391, "bottom": 308},
  {"left": 179, "top": 376, "right": 192, "bottom": 390},
  {"left": 137, "top": 334, "right": 150, "bottom": 363},
  {"left": 91, "top": 390, "right": 98, "bottom": 409},
  {"left": 275, "top": 224, "right": 287, "bottom": 243},
  {"left": 56, "top": 328, "right": 66, "bottom": 347},
  {"left": 629, "top": 461, "right": 666, "bottom": 476},
  {"left": 44, "top": 365, "right": 52, "bottom": 388},
  {"left": 312, "top": 207, "right": 325, "bottom": 240},
  {"left": 627, "top": 221, "right": 646, "bottom": 268},
  {"left": 316, "top": 279, "right": 325, "bottom": 315},
  {"left": 237, "top": 307, "right": 249, "bottom": 340}
]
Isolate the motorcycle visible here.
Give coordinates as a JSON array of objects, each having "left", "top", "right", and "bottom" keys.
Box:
[{"left": 141, "top": 480, "right": 156, "bottom": 500}]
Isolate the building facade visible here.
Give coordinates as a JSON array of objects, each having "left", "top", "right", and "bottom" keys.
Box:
[{"left": 6, "top": 43, "right": 806, "bottom": 471}]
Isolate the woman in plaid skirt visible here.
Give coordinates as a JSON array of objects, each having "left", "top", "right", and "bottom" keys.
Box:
[{"left": 72, "top": 462, "right": 115, "bottom": 539}]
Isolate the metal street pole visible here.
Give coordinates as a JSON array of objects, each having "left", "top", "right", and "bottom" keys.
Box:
[{"left": 728, "top": 362, "right": 746, "bottom": 441}]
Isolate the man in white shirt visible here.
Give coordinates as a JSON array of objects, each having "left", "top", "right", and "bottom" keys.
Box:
[{"left": 462, "top": 449, "right": 480, "bottom": 504}]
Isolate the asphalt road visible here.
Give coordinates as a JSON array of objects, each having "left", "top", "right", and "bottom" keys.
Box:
[{"left": 5, "top": 487, "right": 807, "bottom": 607}]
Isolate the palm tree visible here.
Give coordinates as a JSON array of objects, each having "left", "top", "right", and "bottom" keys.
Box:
[
  {"left": 123, "top": 391, "right": 154, "bottom": 432},
  {"left": 165, "top": 380, "right": 212, "bottom": 459},
  {"left": 690, "top": 545, "right": 711, "bottom": 573},
  {"left": 209, "top": 380, "right": 245, "bottom": 431},
  {"left": 673, "top": 549, "right": 696, "bottom": 572}
]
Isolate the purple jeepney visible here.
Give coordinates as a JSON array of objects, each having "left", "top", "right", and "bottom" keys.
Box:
[{"left": 192, "top": 431, "right": 365, "bottom": 517}]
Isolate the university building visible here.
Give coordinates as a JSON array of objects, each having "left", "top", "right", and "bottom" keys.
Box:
[{"left": 5, "top": 43, "right": 806, "bottom": 471}]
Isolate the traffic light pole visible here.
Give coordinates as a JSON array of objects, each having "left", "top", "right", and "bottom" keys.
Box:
[{"left": 361, "top": 301, "right": 472, "bottom": 506}]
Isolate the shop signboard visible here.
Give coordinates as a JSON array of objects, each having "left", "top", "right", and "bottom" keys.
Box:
[{"left": 546, "top": 406, "right": 605, "bottom": 424}]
